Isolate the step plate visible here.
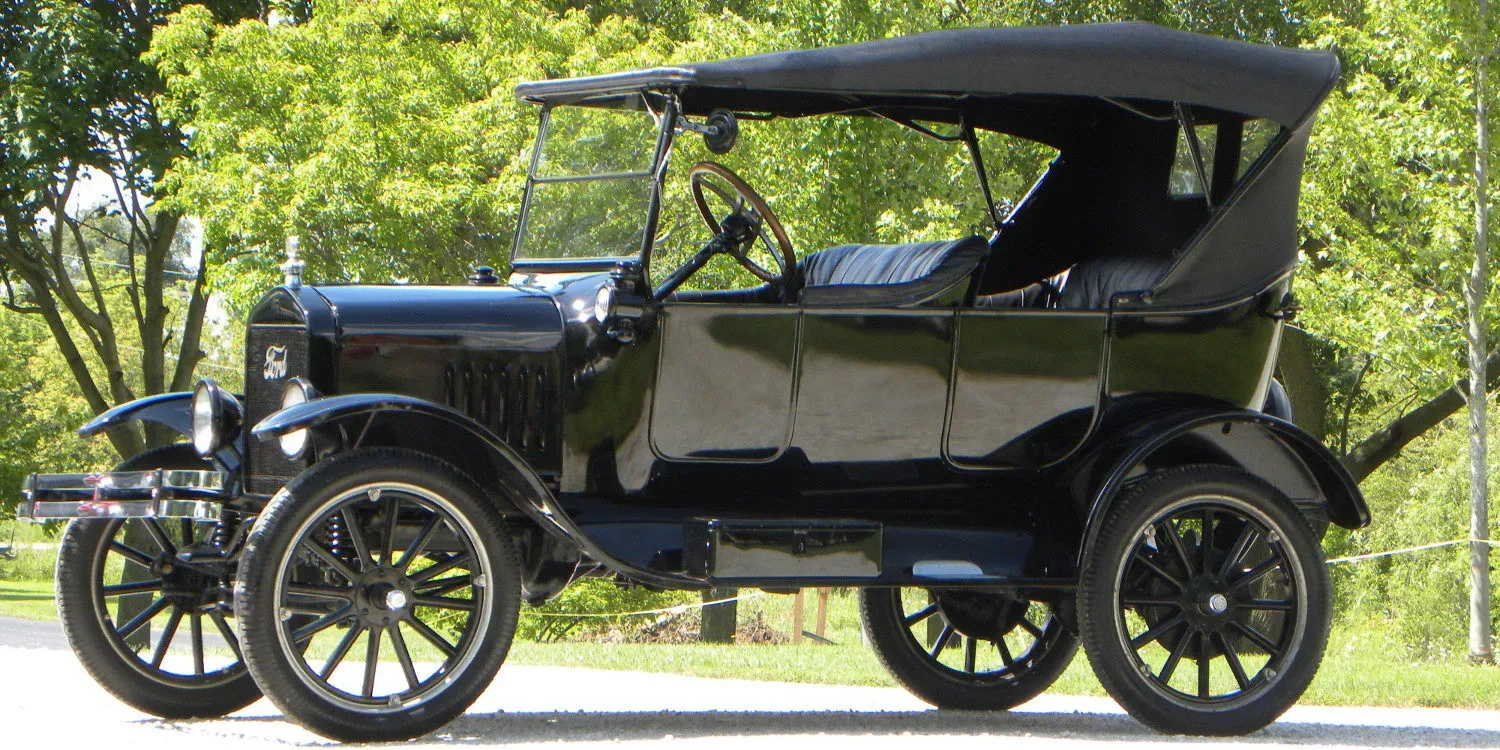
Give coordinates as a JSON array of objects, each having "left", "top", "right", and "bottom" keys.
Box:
[{"left": 685, "top": 518, "right": 881, "bottom": 579}]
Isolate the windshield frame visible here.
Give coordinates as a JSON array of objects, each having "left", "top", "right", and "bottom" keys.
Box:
[{"left": 511, "top": 91, "right": 680, "bottom": 276}]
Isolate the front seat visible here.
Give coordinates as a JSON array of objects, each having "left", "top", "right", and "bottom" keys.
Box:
[{"left": 796, "top": 236, "right": 988, "bottom": 308}]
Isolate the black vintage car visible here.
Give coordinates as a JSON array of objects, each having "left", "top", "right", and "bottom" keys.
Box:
[{"left": 20, "top": 22, "right": 1368, "bottom": 742}]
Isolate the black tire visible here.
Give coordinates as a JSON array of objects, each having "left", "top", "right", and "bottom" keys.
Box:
[
  {"left": 55, "top": 444, "right": 261, "bottom": 718},
  {"left": 1077, "top": 465, "right": 1331, "bottom": 736},
  {"left": 235, "top": 448, "right": 520, "bottom": 742},
  {"left": 860, "top": 587, "right": 1078, "bottom": 710}
]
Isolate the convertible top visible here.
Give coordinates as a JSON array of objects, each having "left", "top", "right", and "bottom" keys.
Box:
[
  {"left": 515, "top": 23, "right": 1338, "bottom": 130},
  {"left": 516, "top": 24, "right": 1340, "bottom": 308}
]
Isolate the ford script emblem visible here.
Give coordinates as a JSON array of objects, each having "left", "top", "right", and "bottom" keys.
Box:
[{"left": 263, "top": 345, "right": 288, "bottom": 380}]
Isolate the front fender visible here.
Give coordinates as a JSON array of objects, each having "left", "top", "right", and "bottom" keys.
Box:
[
  {"left": 79, "top": 392, "right": 195, "bottom": 440},
  {"left": 1072, "top": 407, "right": 1369, "bottom": 571},
  {"left": 252, "top": 393, "right": 691, "bottom": 589}
]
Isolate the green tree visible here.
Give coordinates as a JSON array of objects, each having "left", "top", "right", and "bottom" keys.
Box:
[{"left": 1, "top": 0, "right": 260, "bottom": 459}]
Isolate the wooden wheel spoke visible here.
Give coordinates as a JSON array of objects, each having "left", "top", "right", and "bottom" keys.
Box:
[
  {"left": 963, "top": 636, "right": 978, "bottom": 673},
  {"left": 291, "top": 605, "right": 353, "bottom": 643},
  {"left": 1228, "top": 620, "right": 1283, "bottom": 657},
  {"left": 190, "top": 610, "right": 206, "bottom": 676},
  {"left": 1215, "top": 633, "right": 1251, "bottom": 690},
  {"left": 1016, "top": 615, "right": 1046, "bottom": 640},
  {"left": 414, "top": 576, "right": 471, "bottom": 597},
  {"left": 116, "top": 596, "right": 169, "bottom": 641},
  {"left": 1218, "top": 523, "right": 1260, "bottom": 579},
  {"left": 142, "top": 519, "right": 177, "bottom": 556},
  {"left": 1130, "top": 613, "right": 1184, "bottom": 651},
  {"left": 904, "top": 602, "right": 939, "bottom": 627},
  {"left": 399, "top": 515, "right": 445, "bottom": 574},
  {"left": 405, "top": 614, "right": 456, "bottom": 657},
  {"left": 1132, "top": 552, "right": 1187, "bottom": 592},
  {"left": 1200, "top": 508, "right": 1216, "bottom": 575},
  {"left": 362, "top": 627, "right": 383, "bottom": 698},
  {"left": 110, "top": 541, "right": 156, "bottom": 568},
  {"left": 208, "top": 609, "right": 243, "bottom": 662},
  {"left": 389, "top": 624, "right": 421, "bottom": 690},
  {"left": 320, "top": 624, "right": 364, "bottom": 680},
  {"left": 1160, "top": 519, "right": 1196, "bottom": 577},
  {"left": 1231, "top": 555, "right": 1284, "bottom": 593},
  {"left": 103, "top": 580, "right": 162, "bottom": 597},
  {"left": 150, "top": 608, "right": 184, "bottom": 669},
  {"left": 300, "top": 539, "right": 360, "bottom": 583},
  {"left": 1237, "top": 599, "right": 1294, "bottom": 612},
  {"left": 1197, "top": 632, "right": 1212, "bottom": 699},
  {"left": 286, "top": 584, "right": 355, "bottom": 602},
  {"left": 996, "top": 634, "right": 1015, "bottom": 667},
  {"left": 1157, "top": 625, "right": 1194, "bottom": 685},
  {"left": 409, "top": 552, "right": 472, "bottom": 585},
  {"left": 341, "top": 507, "right": 374, "bottom": 572},
  {"left": 380, "top": 495, "right": 401, "bottom": 566},
  {"left": 1121, "top": 596, "right": 1180, "bottom": 609},
  {"left": 412, "top": 595, "right": 475, "bottom": 612},
  {"left": 929, "top": 624, "right": 955, "bottom": 660}
]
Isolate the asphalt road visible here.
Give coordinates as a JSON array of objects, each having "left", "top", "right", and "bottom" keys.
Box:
[{"left": 3, "top": 615, "right": 1500, "bottom": 748}]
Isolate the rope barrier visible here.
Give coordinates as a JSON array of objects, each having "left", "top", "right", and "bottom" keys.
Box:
[
  {"left": 1326, "top": 538, "right": 1495, "bottom": 565},
  {"left": 519, "top": 591, "right": 767, "bottom": 619}
]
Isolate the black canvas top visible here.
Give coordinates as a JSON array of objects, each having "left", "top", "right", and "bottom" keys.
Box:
[{"left": 516, "top": 23, "right": 1339, "bottom": 128}]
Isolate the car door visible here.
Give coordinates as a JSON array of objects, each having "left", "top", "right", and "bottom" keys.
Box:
[
  {"left": 944, "top": 308, "right": 1107, "bottom": 469},
  {"left": 791, "top": 309, "right": 956, "bottom": 465},
  {"left": 649, "top": 303, "right": 798, "bottom": 461}
]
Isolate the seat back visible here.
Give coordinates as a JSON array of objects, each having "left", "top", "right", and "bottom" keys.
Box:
[
  {"left": 1058, "top": 255, "right": 1176, "bottom": 309},
  {"left": 797, "top": 236, "right": 988, "bottom": 308}
]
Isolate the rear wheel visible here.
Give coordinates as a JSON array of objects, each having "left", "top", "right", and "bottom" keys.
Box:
[
  {"left": 1077, "top": 465, "right": 1330, "bottom": 735},
  {"left": 235, "top": 448, "right": 520, "bottom": 742},
  {"left": 860, "top": 587, "right": 1078, "bottom": 710},
  {"left": 55, "top": 444, "right": 260, "bottom": 718}
]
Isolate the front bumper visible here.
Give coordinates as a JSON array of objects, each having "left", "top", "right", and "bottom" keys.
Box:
[{"left": 17, "top": 470, "right": 226, "bottom": 522}]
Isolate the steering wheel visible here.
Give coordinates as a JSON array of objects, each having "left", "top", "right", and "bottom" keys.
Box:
[{"left": 687, "top": 161, "right": 797, "bottom": 289}]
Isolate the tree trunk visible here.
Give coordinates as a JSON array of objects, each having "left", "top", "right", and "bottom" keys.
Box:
[
  {"left": 1465, "top": 12, "right": 1493, "bottom": 665},
  {"left": 700, "top": 587, "right": 737, "bottom": 644}
]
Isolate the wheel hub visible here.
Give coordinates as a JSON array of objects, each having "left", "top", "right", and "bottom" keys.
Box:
[
  {"left": 1182, "top": 575, "right": 1235, "bottom": 631},
  {"left": 933, "top": 590, "right": 1027, "bottom": 641},
  {"left": 354, "top": 568, "right": 416, "bottom": 626}
]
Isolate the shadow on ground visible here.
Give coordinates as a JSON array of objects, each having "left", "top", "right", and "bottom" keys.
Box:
[{"left": 178, "top": 710, "right": 1500, "bottom": 748}]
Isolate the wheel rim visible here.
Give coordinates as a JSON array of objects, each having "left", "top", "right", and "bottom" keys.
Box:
[
  {"left": 88, "top": 518, "right": 246, "bottom": 687},
  {"left": 892, "top": 588, "right": 1066, "bottom": 682},
  {"left": 271, "top": 482, "right": 494, "bottom": 713},
  {"left": 1110, "top": 494, "right": 1308, "bottom": 709}
]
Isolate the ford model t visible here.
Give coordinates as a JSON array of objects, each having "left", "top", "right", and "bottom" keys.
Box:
[{"left": 19, "top": 23, "right": 1367, "bottom": 742}]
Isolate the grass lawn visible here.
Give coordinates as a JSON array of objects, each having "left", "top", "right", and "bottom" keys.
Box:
[{"left": 0, "top": 580, "right": 56, "bottom": 621}]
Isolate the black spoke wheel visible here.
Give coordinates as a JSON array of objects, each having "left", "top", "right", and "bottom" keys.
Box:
[
  {"left": 235, "top": 448, "right": 519, "bottom": 743},
  {"left": 860, "top": 587, "right": 1078, "bottom": 710},
  {"left": 1078, "top": 465, "right": 1330, "bottom": 736},
  {"left": 55, "top": 445, "right": 260, "bottom": 718}
]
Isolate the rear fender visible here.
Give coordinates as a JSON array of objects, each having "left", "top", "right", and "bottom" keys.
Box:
[
  {"left": 251, "top": 393, "right": 675, "bottom": 591},
  {"left": 1071, "top": 407, "right": 1369, "bottom": 571}
]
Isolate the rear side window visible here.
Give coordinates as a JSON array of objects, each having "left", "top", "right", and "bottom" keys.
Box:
[
  {"left": 1168, "top": 124, "right": 1217, "bottom": 197},
  {"left": 1169, "top": 118, "right": 1284, "bottom": 199}
]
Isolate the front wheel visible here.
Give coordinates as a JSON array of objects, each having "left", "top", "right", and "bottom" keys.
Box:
[
  {"left": 55, "top": 444, "right": 261, "bottom": 718},
  {"left": 1077, "top": 465, "right": 1331, "bottom": 736},
  {"left": 860, "top": 588, "right": 1078, "bottom": 710},
  {"left": 235, "top": 449, "right": 520, "bottom": 742}
]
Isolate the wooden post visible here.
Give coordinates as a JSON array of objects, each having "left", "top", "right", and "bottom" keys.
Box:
[
  {"left": 791, "top": 589, "right": 804, "bottom": 643},
  {"left": 815, "top": 588, "right": 830, "bottom": 638},
  {"left": 700, "top": 587, "right": 737, "bottom": 644}
]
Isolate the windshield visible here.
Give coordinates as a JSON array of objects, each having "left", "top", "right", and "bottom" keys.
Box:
[{"left": 514, "top": 94, "right": 666, "bottom": 262}]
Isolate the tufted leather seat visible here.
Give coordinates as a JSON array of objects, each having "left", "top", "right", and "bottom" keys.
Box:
[
  {"left": 796, "top": 236, "right": 988, "bottom": 308},
  {"left": 1058, "top": 255, "right": 1176, "bottom": 309}
]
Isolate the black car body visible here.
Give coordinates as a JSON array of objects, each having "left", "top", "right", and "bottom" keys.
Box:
[{"left": 22, "top": 23, "right": 1369, "bottom": 742}]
